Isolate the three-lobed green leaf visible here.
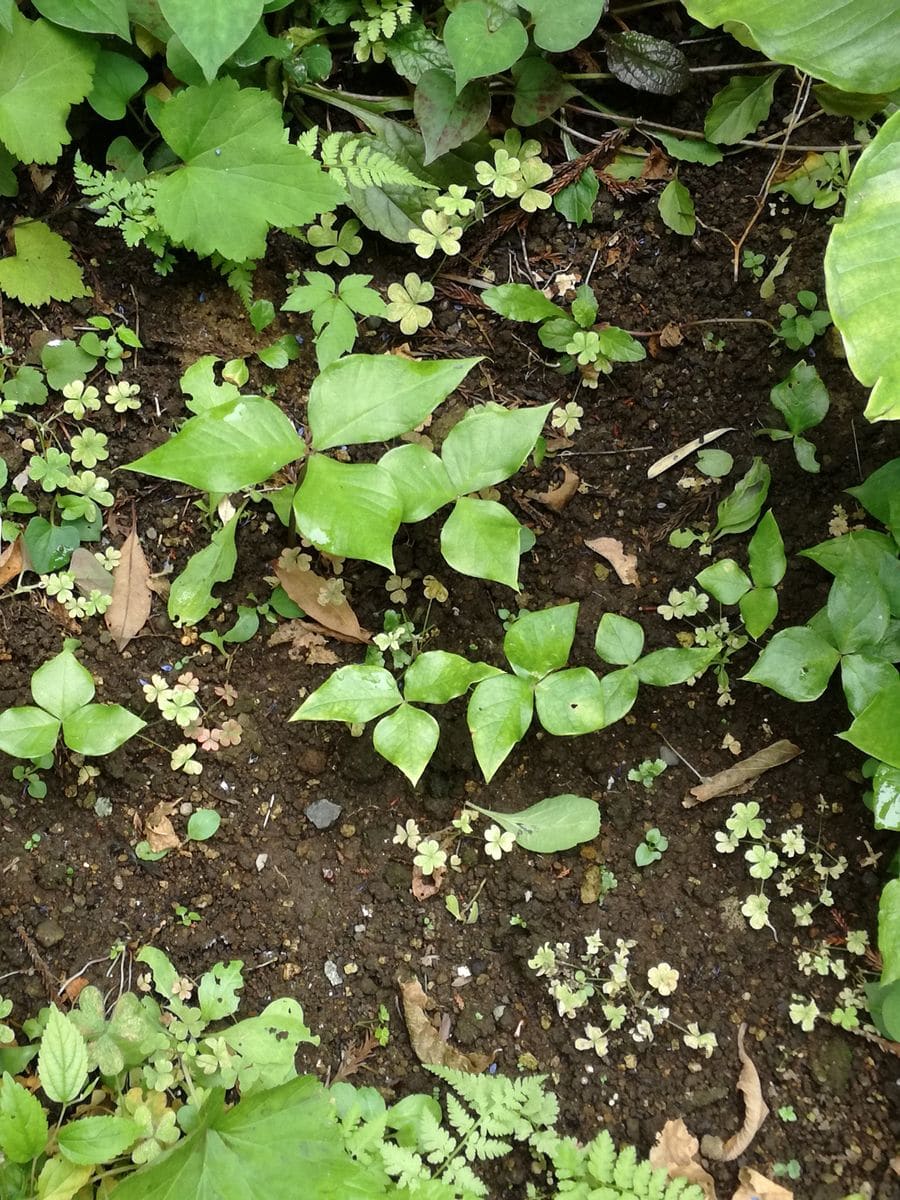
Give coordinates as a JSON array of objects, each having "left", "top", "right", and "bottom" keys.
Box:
[
  {"left": 290, "top": 665, "right": 401, "bottom": 725},
  {"left": 294, "top": 456, "right": 403, "bottom": 571},
  {"left": 467, "top": 673, "right": 534, "bottom": 781},
  {"left": 373, "top": 704, "right": 440, "bottom": 785}
]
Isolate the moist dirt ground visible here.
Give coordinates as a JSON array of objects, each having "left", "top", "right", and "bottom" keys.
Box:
[{"left": 1, "top": 78, "right": 899, "bottom": 1200}]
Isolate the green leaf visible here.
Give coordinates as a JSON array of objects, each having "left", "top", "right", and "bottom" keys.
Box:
[
  {"left": 473, "top": 793, "right": 600, "bottom": 852},
  {"left": 605, "top": 31, "right": 689, "bottom": 95},
  {"left": 444, "top": 1, "right": 527, "bottom": 92},
  {"left": 307, "top": 354, "right": 478, "bottom": 450},
  {"left": 520, "top": 0, "right": 605, "bottom": 52},
  {"left": 168, "top": 513, "right": 239, "bottom": 626},
  {"left": 847, "top": 458, "right": 900, "bottom": 525},
  {"left": 34, "top": 0, "right": 129, "bottom": 38},
  {"left": 377, "top": 444, "right": 457, "bottom": 523},
  {"left": 553, "top": 166, "right": 599, "bottom": 226},
  {"left": 373, "top": 704, "right": 439, "bottom": 785},
  {"left": 825, "top": 113, "right": 900, "bottom": 421},
  {"left": 291, "top": 665, "right": 401, "bottom": 725},
  {"left": 635, "top": 647, "right": 712, "bottom": 686},
  {"left": 770, "top": 362, "right": 829, "bottom": 433},
  {"left": 441, "top": 402, "right": 551, "bottom": 494},
  {"left": 440, "top": 497, "right": 523, "bottom": 588},
  {"left": 535, "top": 668, "right": 606, "bottom": 735},
  {"left": 0, "top": 221, "right": 89, "bottom": 307},
  {"left": 0, "top": 144, "right": 17, "bottom": 196},
  {"left": 198, "top": 961, "right": 244, "bottom": 1022},
  {"left": 747, "top": 509, "right": 786, "bottom": 588},
  {"left": 22, "top": 517, "right": 84, "bottom": 574},
  {"left": 695, "top": 448, "right": 733, "bottom": 478},
  {"left": 596, "top": 326, "right": 646, "bottom": 362},
  {"left": 658, "top": 178, "right": 696, "bottom": 235},
  {"left": 840, "top": 677, "right": 900, "bottom": 767},
  {"left": 0, "top": 1072, "right": 48, "bottom": 1163},
  {"left": 739, "top": 586, "right": 778, "bottom": 639},
  {"left": 87, "top": 50, "right": 148, "bottom": 121},
  {"left": 41, "top": 339, "right": 97, "bottom": 390},
  {"left": 414, "top": 69, "right": 490, "bottom": 165},
  {"left": 385, "top": 18, "right": 452, "bottom": 83},
  {"left": 481, "top": 284, "right": 561, "bottom": 324},
  {"left": 293, "top": 455, "right": 402, "bottom": 570},
  {"left": 403, "top": 651, "right": 500, "bottom": 704},
  {"left": 594, "top": 613, "right": 644, "bottom": 665},
  {"left": 873, "top": 762, "right": 900, "bottom": 831},
  {"left": 744, "top": 626, "right": 841, "bottom": 701},
  {"left": 539, "top": 315, "right": 580, "bottom": 351},
  {"left": 695, "top": 559, "right": 752, "bottom": 605},
  {"left": 684, "top": 0, "right": 900, "bottom": 93},
  {"left": 37, "top": 1008, "right": 88, "bottom": 1105},
  {"left": 112, "top": 1076, "right": 374, "bottom": 1200},
  {"left": 58, "top": 1116, "right": 140, "bottom": 1166},
  {"left": 153, "top": 79, "right": 343, "bottom": 262},
  {"left": 31, "top": 650, "right": 94, "bottom": 721},
  {"left": 713, "top": 457, "right": 771, "bottom": 538},
  {"left": 704, "top": 71, "right": 780, "bottom": 145},
  {"left": 653, "top": 131, "right": 723, "bottom": 164},
  {"left": 0, "top": 13, "right": 97, "bottom": 164},
  {"left": 159, "top": 0, "right": 263, "bottom": 83},
  {"left": 62, "top": 704, "right": 145, "bottom": 756},
  {"left": 187, "top": 809, "right": 221, "bottom": 841},
  {"left": 878, "top": 878, "right": 900, "bottom": 988},
  {"left": 599, "top": 667, "right": 639, "bottom": 724},
  {"left": 504, "top": 603, "right": 578, "bottom": 679},
  {"left": 467, "top": 673, "right": 534, "bottom": 781},
  {"left": 127, "top": 396, "right": 304, "bottom": 492},
  {"left": 512, "top": 57, "right": 576, "bottom": 126},
  {"left": 841, "top": 654, "right": 898, "bottom": 717},
  {"left": 571, "top": 285, "right": 598, "bottom": 329},
  {"left": 0, "top": 707, "right": 60, "bottom": 760},
  {"left": 34, "top": 1157, "right": 92, "bottom": 1199},
  {"left": 827, "top": 571, "right": 890, "bottom": 653}
]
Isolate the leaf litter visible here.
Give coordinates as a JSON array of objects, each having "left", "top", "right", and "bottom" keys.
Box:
[
  {"left": 397, "top": 971, "right": 492, "bottom": 1074},
  {"left": 584, "top": 535, "right": 640, "bottom": 585},
  {"left": 684, "top": 740, "right": 801, "bottom": 807}
]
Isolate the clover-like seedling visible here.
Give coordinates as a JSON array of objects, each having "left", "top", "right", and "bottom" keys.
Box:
[
  {"left": 635, "top": 827, "right": 668, "bottom": 867},
  {"left": 628, "top": 758, "right": 667, "bottom": 791},
  {"left": 0, "top": 642, "right": 144, "bottom": 763}
]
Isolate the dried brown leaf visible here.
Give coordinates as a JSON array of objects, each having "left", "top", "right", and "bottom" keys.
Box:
[
  {"left": 411, "top": 864, "right": 445, "bottom": 901},
  {"left": 147, "top": 575, "right": 171, "bottom": 600},
  {"left": 105, "top": 527, "right": 152, "bottom": 651},
  {"left": 144, "top": 801, "right": 180, "bottom": 853},
  {"left": 684, "top": 740, "right": 801, "bottom": 808},
  {"left": 732, "top": 1169, "right": 792, "bottom": 1200},
  {"left": 398, "top": 971, "right": 492, "bottom": 1074},
  {"left": 659, "top": 321, "right": 684, "bottom": 348},
  {"left": 584, "top": 536, "right": 639, "bottom": 585},
  {"left": 647, "top": 428, "right": 735, "bottom": 480},
  {"left": 69, "top": 548, "right": 114, "bottom": 597},
  {"left": 267, "top": 620, "right": 341, "bottom": 664},
  {"left": 649, "top": 1119, "right": 716, "bottom": 1200},
  {"left": 703, "top": 1024, "right": 768, "bottom": 1162},
  {"left": 0, "top": 536, "right": 24, "bottom": 589},
  {"left": 530, "top": 465, "right": 580, "bottom": 513},
  {"left": 275, "top": 561, "right": 370, "bottom": 644}
]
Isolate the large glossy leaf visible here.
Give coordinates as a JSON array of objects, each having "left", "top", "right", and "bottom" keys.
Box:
[
  {"left": 0, "top": 707, "right": 60, "bottom": 759},
  {"left": 594, "top": 614, "right": 644, "bottom": 666},
  {"left": 127, "top": 396, "right": 304, "bottom": 492},
  {"left": 827, "top": 571, "right": 890, "bottom": 653},
  {"left": 634, "top": 647, "right": 713, "bottom": 686},
  {"left": 31, "top": 649, "right": 94, "bottom": 719},
  {"left": 440, "top": 497, "right": 523, "bottom": 588},
  {"left": 307, "top": 355, "right": 477, "bottom": 450},
  {"left": 839, "top": 676, "right": 900, "bottom": 767},
  {"left": 443, "top": 1, "right": 527, "bottom": 92},
  {"left": 535, "top": 668, "right": 606, "bottom": 735},
  {"left": 377, "top": 444, "right": 457, "bottom": 523},
  {"left": 290, "top": 665, "right": 402, "bottom": 725},
  {"left": 605, "top": 31, "right": 689, "bottom": 95},
  {"left": 440, "top": 403, "right": 551, "bottom": 495},
  {"left": 519, "top": 0, "right": 606, "bottom": 53},
  {"left": 504, "top": 603, "right": 578, "bottom": 679},
  {"left": 467, "top": 673, "right": 534, "bottom": 781},
  {"left": 159, "top": 0, "right": 262, "bottom": 82},
  {"left": 153, "top": 80, "right": 343, "bottom": 262},
  {"left": 372, "top": 704, "right": 439, "bottom": 785},
  {"left": 747, "top": 509, "right": 786, "bottom": 588},
  {"left": 703, "top": 72, "right": 780, "bottom": 145},
  {"left": 414, "top": 70, "right": 490, "bottom": 164},
  {"left": 403, "top": 652, "right": 500, "bottom": 704},
  {"left": 744, "top": 626, "right": 840, "bottom": 701},
  {"left": 33, "top": 0, "right": 129, "bottom": 39},
  {"left": 62, "top": 704, "right": 145, "bottom": 756},
  {"left": 168, "top": 513, "right": 239, "bottom": 626},
  {"left": 293, "top": 455, "right": 402, "bottom": 570},
  {"left": 825, "top": 112, "right": 900, "bottom": 421},
  {"left": 684, "top": 1, "right": 900, "bottom": 93},
  {"left": 473, "top": 793, "right": 601, "bottom": 852}
]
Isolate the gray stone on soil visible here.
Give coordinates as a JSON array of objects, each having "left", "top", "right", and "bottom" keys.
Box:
[
  {"left": 305, "top": 798, "right": 342, "bottom": 830},
  {"left": 35, "top": 918, "right": 64, "bottom": 948}
]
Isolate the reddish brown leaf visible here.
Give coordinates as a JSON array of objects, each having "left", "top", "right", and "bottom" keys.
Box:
[
  {"left": 0, "top": 536, "right": 24, "bottom": 589},
  {"left": 530, "top": 465, "right": 580, "bottom": 512},
  {"left": 649, "top": 1119, "right": 716, "bottom": 1199},
  {"left": 144, "top": 801, "right": 180, "bottom": 853},
  {"left": 267, "top": 620, "right": 341, "bottom": 664},
  {"left": 684, "top": 741, "right": 801, "bottom": 807},
  {"left": 275, "top": 561, "right": 370, "bottom": 644},
  {"left": 105, "top": 527, "right": 152, "bottom": 651},
  {"left": 411, "top": 864, "right": 445, "bottom": 901},
  {"left": 398, "top": 971, "right": 492, "bottom": 1074}
]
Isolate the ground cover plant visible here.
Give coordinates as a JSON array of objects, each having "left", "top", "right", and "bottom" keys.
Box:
[{"left": 0, "top": 1, "right": 899, "bottom": 1197}]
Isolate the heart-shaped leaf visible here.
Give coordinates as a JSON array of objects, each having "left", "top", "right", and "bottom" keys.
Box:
[
  {"left": 414, "top": 69, "right": 490, "bottom": 164},
  {"left": 444, "top": 1, "right": 527, "bottom": 92}
]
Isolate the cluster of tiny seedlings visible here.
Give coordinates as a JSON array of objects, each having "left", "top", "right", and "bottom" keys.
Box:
[
  {"left": 527, "top": 935, "right": 717, "bottom": 1062},
  {"left": 716, "top": 799, "right": 874, "bottom": 1033},
  {"left": 657, "top": 585, "right": 747, "bottom": 705},
  {"left": 142, "top": 671, "right": 242, "bottom": 776},
  {"left": 393, "top": 808, "right": 514, "bottom": 879}
]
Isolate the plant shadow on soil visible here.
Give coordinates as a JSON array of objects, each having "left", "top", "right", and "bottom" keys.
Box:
[{"left": 1, "top": 156, "right": 898, "bottom": 1197}]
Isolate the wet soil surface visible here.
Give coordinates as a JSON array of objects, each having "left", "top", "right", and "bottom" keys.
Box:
[{"left": 1, "top": 110, "right": 899, "bottom": 1198}]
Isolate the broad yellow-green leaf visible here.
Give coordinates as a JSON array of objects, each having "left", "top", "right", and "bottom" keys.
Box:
[
  {"left": 0, "top": 222, "right": 90, "bottom": 307},
  {"left": 684, "top": 0, "right": 900, "bottom": 93},
  {"left": 825, "top": 111, "right": 900, "bottom": 421},
  {"left": 159, "top": 0, "right": 262, "bottom": 82},
  {"left": 0, "top": 13, "right": 97, "bottom": 164}
]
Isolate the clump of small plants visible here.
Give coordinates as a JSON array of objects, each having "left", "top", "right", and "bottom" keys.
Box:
[{"left": 142, "top": 671, "right": 243, "bottom": 779}]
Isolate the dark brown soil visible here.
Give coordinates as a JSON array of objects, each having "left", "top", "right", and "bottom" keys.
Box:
[{"left": 1, "top": 125, "right": 898, "bottom": 1199}]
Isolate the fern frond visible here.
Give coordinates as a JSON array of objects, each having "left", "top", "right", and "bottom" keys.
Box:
[
  {"left": 613, "top": 1144, "right": 637, "bottom": 1191},
  {"left": 586, "top": 1129, "right": 617, "bottom": 1184},
  {"left": 380, "top": 1142, "right": 428, "bottom": 1190},
  {"left": 465, "top": 1132, "right": 511, "bottom": 1162},
  {"left": 215, "top": 259, "right": 256, "bottom": 313},
  {"left": 319, "top": 132, "right": 432, "bottom": 190},
  {"left": 296, "top": 126, "right": 319, "bottom": 156},
  {"left": 419, "top": 1107, "right": 457, "bottom": 1163},
  {"left": 440, "top": 1157, "right": 488, "bottom": 1199}
]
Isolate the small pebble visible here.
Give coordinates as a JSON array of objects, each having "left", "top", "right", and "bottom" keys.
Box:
[{"left": 305, "top": 798, "right": 342, "bottom": 830}]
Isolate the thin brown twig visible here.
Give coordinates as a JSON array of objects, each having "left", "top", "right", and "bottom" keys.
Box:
[{"left": 15, "top": 925, "right": 60, "bottom": 1005}]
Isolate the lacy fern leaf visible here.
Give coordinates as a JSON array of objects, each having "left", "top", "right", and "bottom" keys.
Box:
[{"left": 318, "top": 130, "right": 432, "bottom": 190}]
